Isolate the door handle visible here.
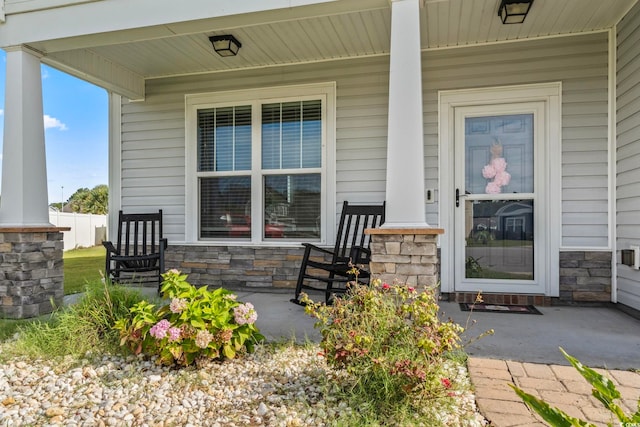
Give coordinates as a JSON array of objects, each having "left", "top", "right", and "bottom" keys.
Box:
[{"left": 455, "top": 188, "right": 467, "bottom": 207}]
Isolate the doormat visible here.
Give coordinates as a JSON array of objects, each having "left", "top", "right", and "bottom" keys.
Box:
[{"left": 459, "top": 303, "right": 542, "bottom": 315}]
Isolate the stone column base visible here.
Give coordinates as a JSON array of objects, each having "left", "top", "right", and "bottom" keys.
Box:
[
  {"left": 0, "top": 227, "right": 69, "bottom": 319},
  {"left": 366, "top": 227, "right": 444, "bottom": 289}
]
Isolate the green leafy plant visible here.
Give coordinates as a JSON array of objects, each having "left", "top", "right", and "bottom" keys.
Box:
[
  {"left": 114, "top": 269, "right": 265, "bottom": 366},
  {"left": 301, "top": 276, "right": 466, "bottom": 423},
  {"left": 511, "top": 347, "right": 640, "bottom": 427}
]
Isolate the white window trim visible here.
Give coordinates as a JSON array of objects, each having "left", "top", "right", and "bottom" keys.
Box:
[
  {"left": 438, "top": 82, "right": 562, "bottom": 296},
  {"left": 185, "top": 82, "right": 336, "bottom": 246}
]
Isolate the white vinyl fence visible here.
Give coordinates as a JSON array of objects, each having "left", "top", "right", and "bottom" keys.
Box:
[{"left": 49, "top": 211, "right": 107, "bottom": 251}]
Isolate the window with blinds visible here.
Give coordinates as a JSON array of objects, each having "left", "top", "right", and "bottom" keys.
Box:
[
  {"left": 262, "top": 100, "right": 321, "bottom": 170},
  {"left": 198, "top": 105, "right": 251, "bottom": 172},
  {"left": 194, "top": 94, "right": 324, "bottom": 242}
]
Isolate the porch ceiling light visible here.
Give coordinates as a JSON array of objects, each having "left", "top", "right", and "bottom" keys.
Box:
[
  {"left": 498, "top": 0, "right": 534, "bottom": 24},
  {"left": 209, "top": 35, "right": 242, "bottom": 57}
]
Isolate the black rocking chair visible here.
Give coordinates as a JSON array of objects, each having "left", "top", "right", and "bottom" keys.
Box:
[
  {"left": 292, "top": 201, "right": 385, "bottom": 304},
  {"left": 103, "top": 210, "right": 168, "bottom": 292}
]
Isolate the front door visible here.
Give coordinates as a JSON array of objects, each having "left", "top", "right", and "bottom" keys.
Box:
[{"left": 453, "top": 102, "right": 546, "bottom": 294}]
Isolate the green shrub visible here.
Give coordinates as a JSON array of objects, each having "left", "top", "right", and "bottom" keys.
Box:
[
  {"left": 2, "top": 280, "right": 144, "bottom": 360},
  {"left": 301, "top": 277, "right": 465, "bottom": 423},
  {"left": 114, "top": 270, "right": 265, "bottom": 366},
  {"left": 511, "top": 347, "right": 640, "bottom": 427}
]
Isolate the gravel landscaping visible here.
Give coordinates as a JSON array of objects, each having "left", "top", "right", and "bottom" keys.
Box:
[{"left": 0, "top": 344, "right": 487, "bottom": 426}]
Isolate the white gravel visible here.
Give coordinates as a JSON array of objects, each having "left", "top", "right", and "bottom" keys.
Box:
[{"left": 0, "top": 345, "right": 487, "bottom": 426}]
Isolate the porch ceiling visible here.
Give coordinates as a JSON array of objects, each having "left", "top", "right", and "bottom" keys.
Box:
[{"left": 26, "top": 0, "right": 637, "bottom": 96}]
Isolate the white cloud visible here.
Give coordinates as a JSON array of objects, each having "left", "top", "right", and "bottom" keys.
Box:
[
  {"left": 43, "top": 115, "right": 68, "bottom": 131},
  {"left": 0, "top": 109, "right": 3, "bottom": 115}
]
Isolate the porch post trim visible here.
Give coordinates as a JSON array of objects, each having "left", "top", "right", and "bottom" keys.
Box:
[
  {"left": 0, "top": 45, "right": 51, "bottom": 227},
  {"left": 383, "top": 0, "right": 428, "bottom": 228}
]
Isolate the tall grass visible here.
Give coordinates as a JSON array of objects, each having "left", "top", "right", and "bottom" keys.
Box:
[{"left": 1, "top": 281, "right": 144, "bottom": 361}]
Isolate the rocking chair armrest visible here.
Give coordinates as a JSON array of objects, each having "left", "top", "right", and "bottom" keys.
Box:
[
  {"left": 301, "top": 243, "right": 334, "bottom": 256},
  {"left": 102, "top": 241, "right": 118, "bottom": 255},
  {"left": 160, "top": 238, "right": 168, "bottom": 250}
]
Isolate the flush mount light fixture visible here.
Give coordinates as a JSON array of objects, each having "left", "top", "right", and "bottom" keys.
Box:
[
  {"left": 498, "top": 0, "right": 534, "bottom": 24},
  {"left": 209, "top": 35, "right": 242, "bottom": 57}
]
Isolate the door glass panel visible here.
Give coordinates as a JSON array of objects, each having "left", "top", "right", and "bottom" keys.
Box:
[
  {"left": 465, "top": 200, "right": 534, "bottom": 280},
  {"left": 463, "top": 113, "right": 535, "bottom": 281},
  {"left": 465, "top": 115, "right": 534, "bottom": 195}
]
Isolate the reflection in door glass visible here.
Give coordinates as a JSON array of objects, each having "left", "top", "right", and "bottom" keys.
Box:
[{"left": 465, "top": 200, "right": 534, "bottom": 280}]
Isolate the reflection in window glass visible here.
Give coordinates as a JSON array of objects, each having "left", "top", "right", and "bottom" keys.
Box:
[
  {"left": 465, "top": 199, "right": 534, "bottom": 280},
  {"left": 264, "top": 174, "right": 320, "bottom": 239},
  {"left": 200, "top": 177, "right": 251, "bottom": 239}
]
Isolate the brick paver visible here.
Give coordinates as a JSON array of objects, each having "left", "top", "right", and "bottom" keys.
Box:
[{"left": 468, "top": 357, "right": 640, "bottom": 427}]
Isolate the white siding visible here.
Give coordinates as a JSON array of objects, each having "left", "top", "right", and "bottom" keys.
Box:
[
  {"left": 120, "top": 33, "right": 609, "bottom": 247},
  {"left": 617, "top": 2, "right": 640, "bottom": 311}
]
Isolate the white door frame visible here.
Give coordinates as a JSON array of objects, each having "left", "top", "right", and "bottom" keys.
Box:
[{"left": 439, "top": 83, "right": 562, "bottom": 296}]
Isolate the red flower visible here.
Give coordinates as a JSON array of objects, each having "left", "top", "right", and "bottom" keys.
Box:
[
  {"left": 441, "top": 378, "right": 452, "bottom": 388},
  {"left": 382, "top": 283, "right": 391, "bottom": 290},
  {"left": 407, "top": 286, "right": 415, "bottom": 293}
]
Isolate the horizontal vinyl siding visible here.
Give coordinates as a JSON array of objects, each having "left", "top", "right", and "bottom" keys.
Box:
[
  {"left": 120, "top": 56, "right": 391, "bottom": 242},
  {"left": 617, "top": 2, "right": 640, "bottom": 311},
  {"left": 121, "top": 33, "right": 609, "bottom": 246},
  {"left": 423, "top": 32, "right": 610, "bottom": 246}
]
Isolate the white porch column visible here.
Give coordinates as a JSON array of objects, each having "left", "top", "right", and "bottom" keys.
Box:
[
  {"left": 384, "top": 0, "right": 427, "bottom": 228},
  {"left": 0, "top": 46, "right": 51, "bottom": 226}
]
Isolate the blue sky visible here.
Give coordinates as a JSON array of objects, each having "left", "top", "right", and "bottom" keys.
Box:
[{"left": 0, "top": 50, "right": 108, "bottom": 204}]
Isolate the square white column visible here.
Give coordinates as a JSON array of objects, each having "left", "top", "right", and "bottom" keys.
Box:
[
  {"left": 0, "top": 46, "right": 51, "bottom": 226},
  {"left": 384, "top": 0, "right": 428, "bottom": 228}
]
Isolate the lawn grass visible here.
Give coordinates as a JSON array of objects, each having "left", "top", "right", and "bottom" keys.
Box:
[{"left": 64, "top": 246, "right": 105, "bottom": 295}]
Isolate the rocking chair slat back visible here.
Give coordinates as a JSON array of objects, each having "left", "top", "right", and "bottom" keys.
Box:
[
  {"left": 292, "top": 201, "right": 385, "bottom": 304},
  {"left": 103, "top": 210, "right": 167, "bottom": 292}
]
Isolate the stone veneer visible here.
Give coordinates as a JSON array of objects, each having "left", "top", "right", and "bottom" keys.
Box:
[
  {"left": 165, "top": 245, "right": 310, "bottom": 289},
  {"left": 366, "top": 228, "right": 444, "bottom": 289},
  {"left": 0, "top": 227, "right": 68, "bottom": 319},
  {"left": 559, "top": 251, "right": 612, "bottom": 304}
]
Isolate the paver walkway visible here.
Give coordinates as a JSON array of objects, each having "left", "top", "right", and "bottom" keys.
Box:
[{"left": 468, "top": 358, "right": 640, "bottom": 426}]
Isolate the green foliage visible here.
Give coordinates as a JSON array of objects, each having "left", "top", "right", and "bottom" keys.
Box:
[
  {"left": 511, "top": 347, "right": 640, "bottom": 427},
  {"left": 2, "top": 281, "right": 144, "bottom": 361},
  {"left": 65, "top": 184, "right": 108, "bottom": 214},
  {"left": 465, "top": 256, "right": 483, "bottom": 277},
  {"left": 114, "top": 270, "right": 265, "bottom": 366},
  {"left": 301, "top": 278, "right": 465, "bottom": 424}
]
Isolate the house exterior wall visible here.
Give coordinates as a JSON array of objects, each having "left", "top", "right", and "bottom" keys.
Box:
[
  {"left": 423, "top": 32, "right": 610, "bottom": 248},
  {"left": 616, "top": 2, "right": 640, "bottom": 311},
  {"left": 118, "top": 32, "right": 610, "bottom": 293}
]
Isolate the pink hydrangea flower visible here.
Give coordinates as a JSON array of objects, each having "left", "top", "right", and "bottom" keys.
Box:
[
  {"left": 233, "top": 303, "right": 258, "bottom": 325},
  {"left": 485, "top": 181, "right": 501, "bottom": 194},
  {"left": 169, "top": 298, "right": 188, "bottom": 313},
  {"left": 168, "top": 268, "right": 181, "bottom": 274},
  {"left": 482, "top": 164, "right": 496, "bottom": 179},
  {"left": 149, "top": 319, "right": 171, "bottom": 339},
  {"left": 167, "top": 327, "right": 182, "bottom": 342},
  {"left": 493, "top": 171, "right": 511, "bottom": 187}
]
